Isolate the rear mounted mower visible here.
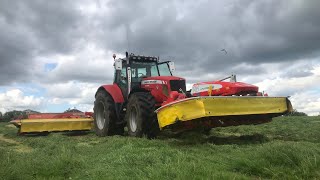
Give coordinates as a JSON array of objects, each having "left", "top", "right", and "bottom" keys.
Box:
[{"left": 10, "top": 112, "right": 93, "bottom": 135}]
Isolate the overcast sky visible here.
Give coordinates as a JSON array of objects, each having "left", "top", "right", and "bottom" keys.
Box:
[{"left": 0, "top": 0, "right": 319, "bottom": 115}]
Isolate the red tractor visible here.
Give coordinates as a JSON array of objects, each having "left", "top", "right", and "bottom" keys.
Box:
[
  {"left": 93, "top": 52, "right": 292, "bottom": 138},
  {"left": 94, "top": 52, "right": 180, "bottom": 138}
]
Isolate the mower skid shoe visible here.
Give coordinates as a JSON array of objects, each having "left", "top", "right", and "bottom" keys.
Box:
[
  {"left": 9, "top": 119, "right": 22, "bottom": 128},
  {"left": 155, "top": 96, "right": 292, "bottom": 129}
]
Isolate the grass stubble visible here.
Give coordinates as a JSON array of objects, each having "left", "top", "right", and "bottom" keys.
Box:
[{"left": 0, "top": 116, "right": 319, "bottom": 179}]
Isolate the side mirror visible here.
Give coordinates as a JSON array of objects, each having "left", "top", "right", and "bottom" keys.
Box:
[
  {"left": 168, "top": 62, "right": 175, "bottom": 72},
  {"left": 114, "top": 59, "right": 122, "bottom": 70}
]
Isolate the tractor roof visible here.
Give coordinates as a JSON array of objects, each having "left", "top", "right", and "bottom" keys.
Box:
[{"left": 128, "top": 54, "right": 158, "bottom": 62}]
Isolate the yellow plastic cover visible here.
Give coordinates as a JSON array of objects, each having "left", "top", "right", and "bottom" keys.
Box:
[
  {"left": 19, "top": 118, "right": 93, "bottom": 133},
  {"left": 156, "top": 96, "right": 292, "bottom": 129}
]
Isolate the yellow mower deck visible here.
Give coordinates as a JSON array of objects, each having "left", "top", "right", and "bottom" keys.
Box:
[
  {"left": 10, "top": 97, "right": 292, "bottom": 134},
  {"left": 12, "top": 118, "right": 93, "bottom": 134},
  {"left": 155, "top": 96, "right": 292, "bottom": 129}
]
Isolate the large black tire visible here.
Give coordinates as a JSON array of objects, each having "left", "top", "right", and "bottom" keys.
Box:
[
  {"left": 125, "top": 92, "right": 159, "bottom": 138},
  {"left": 94, "top": 90, "right": 123, "bottom": 136}
]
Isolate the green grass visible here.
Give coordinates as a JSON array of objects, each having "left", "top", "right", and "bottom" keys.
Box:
[{"left": 1, "top": 116, "right": 320, "bottom": 179}]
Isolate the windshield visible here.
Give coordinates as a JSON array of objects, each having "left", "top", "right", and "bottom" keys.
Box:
[
  {"left": 130, "top": 61, "right": 172, "bottom": 78},
  {"left": 131, "top": 61, "right": 157, "bottom": 77}
]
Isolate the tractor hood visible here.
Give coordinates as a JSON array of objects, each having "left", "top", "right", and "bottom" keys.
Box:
[
  {"left": 140, "top": 76, "right": 186, "bottom": 104},
  {"left": 141, "top": 76, "right": 186, "bottom": 93}
]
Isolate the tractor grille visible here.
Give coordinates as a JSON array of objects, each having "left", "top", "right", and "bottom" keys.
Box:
[{"left": 170, "top": 80, "right": 186, "bottom": 93}]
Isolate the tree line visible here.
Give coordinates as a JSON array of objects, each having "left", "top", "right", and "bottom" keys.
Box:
[
  {"left": 0, "top": 110, "right": 40, "bottom": 122},
  {"left": 0, "top": 111, "right": 27, "bottom": 122},
  {"left": 0, "top": 108, "right": 84, "bottom": 122}
]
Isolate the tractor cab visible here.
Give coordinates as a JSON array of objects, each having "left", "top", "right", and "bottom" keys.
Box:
[{"left": 113, "top": 52, "right": 177, "bottom": 99}]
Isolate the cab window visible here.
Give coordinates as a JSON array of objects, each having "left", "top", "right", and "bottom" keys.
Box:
[
  {"left": 158, "top": 63, "right": 172, "bottom": 76},
  {"left": 120, "top": 66, "right": 127, "bottom": 85},
  {"left": 137, "top": 67, "right": 147, "bottom": 77},
  {"left": 150, "top": 65, "right": 158, "bottom": 76}
]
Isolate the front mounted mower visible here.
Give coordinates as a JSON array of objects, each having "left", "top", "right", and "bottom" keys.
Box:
[{"left": 93, "top": 52, "right": 292, "bottom": 138}]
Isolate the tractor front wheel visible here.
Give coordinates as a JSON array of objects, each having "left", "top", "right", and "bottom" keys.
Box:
[{"left": 125, "top": 92, "right": 159, "bottom": 138}]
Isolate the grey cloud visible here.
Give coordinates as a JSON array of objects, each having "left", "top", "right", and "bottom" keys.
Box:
[
  {"left": 0, "top": 15, "right": 36, "bottom": 85},
  {"left": 1, "top": 0, "right": 320, "bottom": 86},
  {"left": 279, "top": 60, "right": 316, "bottom": 78},
  {"left": 0, "top": 0, "right": 83, "bottom": 85},
  {"left": 26, "top": 1, "right": 83, "bottom": 54},
  {"left": 96, "top": 0, "right": 320, "bottom": 80},
  {"left": 44, "top": 69, "right": 114, "bottom": 84}
]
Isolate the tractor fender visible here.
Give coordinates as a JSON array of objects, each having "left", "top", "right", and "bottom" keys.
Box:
[{"left": 96, "top": 84, "right": 124, "bottom": 103}]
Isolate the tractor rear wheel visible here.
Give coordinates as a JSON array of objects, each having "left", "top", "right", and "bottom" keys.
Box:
[
  {"left": 94, "top": 90, "right": 122, "bottom": 136},
  {"left": 125, "top": 92, "right": 159, "bottom": 138}
]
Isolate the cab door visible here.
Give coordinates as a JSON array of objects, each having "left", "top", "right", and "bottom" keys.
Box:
[{"left": 114, "top": 63, "right": 128, "bottom": 100}]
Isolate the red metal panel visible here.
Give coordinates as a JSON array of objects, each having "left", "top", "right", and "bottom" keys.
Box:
[
  {"left": 28, "top": 113, "right": 61, "bottom": 119},
  {"left": 141, "top": 76, "right": 185, "bottom": 103},
  {"left": 192, "top": 81, "right": 259, "bottom": 96},
  {"left": 99, "top": 84, "right": 124, "bottom": 103}
]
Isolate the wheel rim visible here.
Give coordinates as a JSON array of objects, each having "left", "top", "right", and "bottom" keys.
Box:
[
  {"left": 96, "top": 101, "right": 106, "bottom": 130},
  {"left": 129, "top": 106, "right": 138, "bottom": 132}
]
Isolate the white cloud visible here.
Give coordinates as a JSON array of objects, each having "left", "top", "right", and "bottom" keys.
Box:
[
  {"left": 290, "top": 91, "right": 320, "bottom": 116},
  {"left": 45, "top": 81, "right": 98, "bottom": 110},
  {"left": 255, "top": 65, "right": 320, "bottom": 115},
  {"left": 256, "top": 65, "right": 320, "bottom": 95},
  {"left": 0, "top": 89, "right": 45, "bottom": 113}
]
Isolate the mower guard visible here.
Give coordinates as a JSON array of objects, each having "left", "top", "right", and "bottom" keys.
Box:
[
  {"left": 10, "top": 118, "right": 93, "bottom": 134},
  {"left": 155, "top": 96, "right": 293, "bottom": 129}
]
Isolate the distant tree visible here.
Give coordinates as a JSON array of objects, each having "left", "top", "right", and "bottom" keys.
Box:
[
  {"left": 1, "top": 110, "right": 29, "bottom": 122},
  {"left": 24, "top": 109, "right": 40, "bottom": 114},
  {"left": 64, "top": 108, "right": 82, "bottom": 113},
  {"left": 2, "top": 111, "right": 14, "bottom": 121},
  {"left": 285, "top": 109, "right": 308, "bottom": 116},
  {"left": 0, "top": 111, "right": 2, "bottom": 121}
]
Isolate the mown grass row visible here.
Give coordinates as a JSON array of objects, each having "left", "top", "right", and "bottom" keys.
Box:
[{"left": 0, "top": 116, "right": 319, "bottom": 179}]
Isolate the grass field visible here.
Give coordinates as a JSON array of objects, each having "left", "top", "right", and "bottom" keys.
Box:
[{"left": 1, "top": 116, "right": 320, "bottom": 179}]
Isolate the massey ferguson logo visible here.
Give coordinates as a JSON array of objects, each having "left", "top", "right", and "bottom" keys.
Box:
[{"left": 141, "top": 80, "right": 164, "bottom": 85}]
